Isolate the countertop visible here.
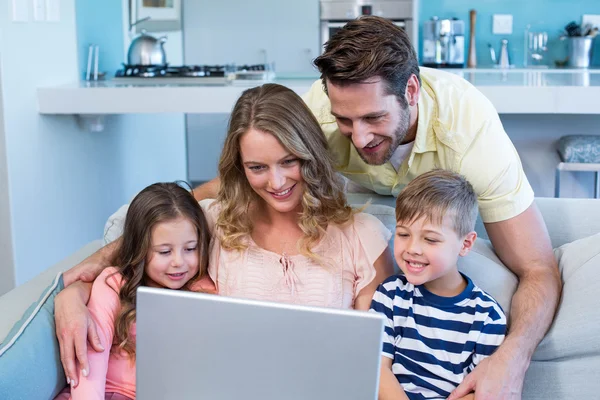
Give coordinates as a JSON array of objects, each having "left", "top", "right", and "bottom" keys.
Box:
[{"left": 37, "top": 68, "right": 600, "bottom": 115}]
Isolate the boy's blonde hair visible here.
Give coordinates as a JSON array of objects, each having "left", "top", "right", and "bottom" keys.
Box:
[{"left": 395, "top": 170, "right": 478, "bottom": 237}]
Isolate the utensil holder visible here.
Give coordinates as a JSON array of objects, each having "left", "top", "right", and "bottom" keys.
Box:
[{"left": 567, "top": 37, "right": 594, "bottom": 68}]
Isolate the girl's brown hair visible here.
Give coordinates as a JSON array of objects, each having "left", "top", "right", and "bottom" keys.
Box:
[
  {"left": 110, "top": 182, "right": 211, "bottom": 360},
  {"left": 216, "top": 83, "right": 354, "bottom": 261}
]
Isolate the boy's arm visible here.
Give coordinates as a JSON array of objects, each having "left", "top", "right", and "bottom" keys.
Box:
[{"left": 378, "top": 357, "right": 410, "bottom": 400}]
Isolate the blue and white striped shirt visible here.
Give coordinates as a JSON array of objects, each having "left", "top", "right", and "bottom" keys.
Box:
[{"left": 370, "top": 274, "right": 506, "bottom": 400}]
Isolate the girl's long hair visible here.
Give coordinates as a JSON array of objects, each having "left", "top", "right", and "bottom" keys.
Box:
[
  {"left": 216, "top": 83, "right": 354, "bottom": 262},
  {"left": 110, "top": 182, "right": 211, "bottom": 360}
]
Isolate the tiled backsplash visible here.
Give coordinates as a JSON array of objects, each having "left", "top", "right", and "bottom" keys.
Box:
[{"left": 419, "top": 0, "right": 600, "bottom": 67}]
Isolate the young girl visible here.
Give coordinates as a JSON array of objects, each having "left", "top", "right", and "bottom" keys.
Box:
[{"left": 55, "top": 182, "right": 214, "bottom": 400}]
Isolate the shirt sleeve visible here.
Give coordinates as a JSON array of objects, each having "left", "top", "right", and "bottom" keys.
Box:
[
  {"left": 456, "top": 87, "right": 534, "bottom": 223},
  {"left": 467, "top": 307, "right": 507, "bottom": 373},
  {"left": 103, "top": 204, "right": 129, "bottom": 245},
  {"left": 369, "top": 283, "right": 397, "bottom": 359},
  {"left": 351, "top": 213, "right": 393, "bottom": 295},
  {"left": 301, "top": 79, "right": 354, "bottom": 169},
  {"left": 71, "top": 268, "right": 123, "bottom": 400},
  {"left": 199, "top": 199, "right": 222, "bottom": 284}
]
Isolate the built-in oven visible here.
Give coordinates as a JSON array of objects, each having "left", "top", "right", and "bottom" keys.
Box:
[{"left": 320, "top": 0, "right": 417, "bottom": 54}]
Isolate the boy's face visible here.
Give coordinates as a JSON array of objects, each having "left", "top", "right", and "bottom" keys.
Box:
[{"left": 394, "top": 214, "right": 476, "bottom": 296}]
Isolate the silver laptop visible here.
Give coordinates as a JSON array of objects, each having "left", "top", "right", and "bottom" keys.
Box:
[{"left": 136, "top": 287, "right": 385, "bottom": 400}]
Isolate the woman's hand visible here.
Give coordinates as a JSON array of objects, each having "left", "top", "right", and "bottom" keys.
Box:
[{"left": 55, "top": 281, "right": 104, "bottom": 387}]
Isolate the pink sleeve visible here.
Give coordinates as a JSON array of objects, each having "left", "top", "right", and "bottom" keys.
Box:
[
  {"left": 71, "top": 267, "right": 123, "bottom": 400},
  {"left": 351, "top": 213, "right": 393, "bottom": 294}
]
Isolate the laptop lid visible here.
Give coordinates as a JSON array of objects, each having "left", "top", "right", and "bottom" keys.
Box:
[{"left": 136, "top": 287, "right": 384, "bottom": 400}]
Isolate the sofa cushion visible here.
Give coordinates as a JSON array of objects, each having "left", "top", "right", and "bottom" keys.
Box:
[
  {"left": 0, "top": 272, "right": 66, "bottom": 399},
  {"left": 523, "top": 232, "right": 600, "bottom": 399}
]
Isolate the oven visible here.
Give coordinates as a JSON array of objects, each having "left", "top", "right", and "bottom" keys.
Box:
[{"left": 319, "top": 0, "right": 417, "bottom": 54}]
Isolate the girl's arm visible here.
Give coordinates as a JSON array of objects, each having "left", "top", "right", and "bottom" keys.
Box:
[{"left": 70, "top": 268, "right": 122, "bottom": 399}]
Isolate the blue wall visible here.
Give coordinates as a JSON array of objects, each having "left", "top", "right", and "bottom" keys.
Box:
[
  {"left": 419, "top": 0, "right": 600, "bottom": 67},
  {"left": 75, "top": 0, "right": 125, "bottom": 80},
  {"left": 0, "top": 0, "right": 126, "bottom": 286}
]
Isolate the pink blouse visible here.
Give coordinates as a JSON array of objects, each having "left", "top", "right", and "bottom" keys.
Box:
[{"left": 200, "top": 199, "right": 392, "bottom": 309}]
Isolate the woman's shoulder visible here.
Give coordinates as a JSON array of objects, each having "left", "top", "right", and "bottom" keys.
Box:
[
  {"left": 334, "top": 211, "right": 390, "bottom": 235},
  {"left": 199, "top": 198, "right": 221, "bottom": 233}
]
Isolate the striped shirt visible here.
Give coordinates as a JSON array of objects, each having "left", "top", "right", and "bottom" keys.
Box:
[{"left": 370, "top": 274, "right": 506, "bottom": 400}]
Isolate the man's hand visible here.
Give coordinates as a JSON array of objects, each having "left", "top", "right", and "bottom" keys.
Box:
[
  {"left": 192, "top": 177, "right": 220, "bottom": 201},
  {"left": 448, "top": 346, "right": 525, "bottom": 400},
  {"left": 55, "top": 282, "right": 103, "bottom": 388},
  {"left": 63, "top": 239, "right": 120, "bottom": 287}
]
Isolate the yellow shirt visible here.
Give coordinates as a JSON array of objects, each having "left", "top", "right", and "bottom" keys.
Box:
[{"left": 302, "top": 67, "right": 534, "bottom": 223}]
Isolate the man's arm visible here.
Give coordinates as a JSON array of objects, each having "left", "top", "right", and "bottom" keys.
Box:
[
  {"left": 192, "top": 177, "right": 220, "bottom": 201},
  {"left": 378, "top": 357, "right": 409, "bottom": 400},
  {"left": 56, "top": 238, "right": 121, "bottom": 386},
  {"left": 449, "top": 203, "right": 561, "bottom": 399}
]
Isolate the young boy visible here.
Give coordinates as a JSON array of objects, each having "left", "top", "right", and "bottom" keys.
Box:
[{"left": 370, "top": 170, "right": 507, "bottom": 400}]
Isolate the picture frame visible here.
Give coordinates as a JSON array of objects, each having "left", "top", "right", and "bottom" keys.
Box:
[{"left": 133, "top": 0, "right": 182, "bottom": 33}]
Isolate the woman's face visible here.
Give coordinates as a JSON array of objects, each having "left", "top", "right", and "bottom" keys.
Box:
[{"left": 239, "top": 128, "right": 305, "bottom": 214}]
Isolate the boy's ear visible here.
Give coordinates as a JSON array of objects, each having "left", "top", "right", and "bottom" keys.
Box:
[{"left": 459, "top": 231, "right": 477, "bottom": 257}]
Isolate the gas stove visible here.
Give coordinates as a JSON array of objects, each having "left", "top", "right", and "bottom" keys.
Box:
[{"left": 114, "top": 64, "right": 274, "bottom": 85}]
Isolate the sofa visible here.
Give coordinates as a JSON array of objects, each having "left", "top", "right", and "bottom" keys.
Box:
[{"left": 1, "top": 195, "right": 599, "bottom": 399}]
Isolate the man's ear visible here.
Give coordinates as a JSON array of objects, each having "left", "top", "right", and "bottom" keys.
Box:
[
  {"left": 405, "top": 74, "right": 420, "bottom": 107},
  {"left": 459, "top": 231, "right": 477, "bottom": 257}
]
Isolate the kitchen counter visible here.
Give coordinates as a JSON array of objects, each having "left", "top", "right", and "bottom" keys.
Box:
[{"left": 37, "top": 69, "right": 600, "bottom": 115}]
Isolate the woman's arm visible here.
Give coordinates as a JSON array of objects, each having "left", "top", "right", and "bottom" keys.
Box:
[{"left": 354, "top": 248, "right": 394, "bottom": 310}]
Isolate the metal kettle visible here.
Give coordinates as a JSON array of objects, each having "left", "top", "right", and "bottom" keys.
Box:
[{"left": 127, "top": 18, "right": 168, "bottom": 66}]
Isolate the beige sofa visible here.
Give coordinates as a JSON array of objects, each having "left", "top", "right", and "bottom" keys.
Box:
[{"left": 1, "top": 196, "right": 599, "bottom": 399}]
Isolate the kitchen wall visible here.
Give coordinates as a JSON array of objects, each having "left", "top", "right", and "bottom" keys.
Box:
[
  {"left": 0, "top": 0, "right": 126, "bottom": 291},
  {"left": 419, "top": 0, "right": 600, "bottom": 67},
  {"left": 76, "top": 0, "right": 188, "bottom": 204}
]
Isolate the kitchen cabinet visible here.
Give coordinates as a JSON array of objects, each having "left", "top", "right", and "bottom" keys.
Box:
[
  {"left": 182, "top": 0, "right": 320, "bottom": 182},
  {"left": 182, "top": 0, "right": 319, "bottom": 76}
]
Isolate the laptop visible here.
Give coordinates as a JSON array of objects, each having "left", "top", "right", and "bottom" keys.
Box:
[{"left": 136, "top": 287, "right": 385, "bottom": 400}]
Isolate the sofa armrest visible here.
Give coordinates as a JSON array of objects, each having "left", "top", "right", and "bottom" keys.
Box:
[{"left": 0, "top": 240, "right": 104, "bottom": 343}]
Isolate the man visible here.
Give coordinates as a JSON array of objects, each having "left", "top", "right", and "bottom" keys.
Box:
[
  {"left": 195, "top": 16, "right": 560, "bottom": 399},
  {"left": 60, "top": 16, "right": 559, "bottom": 400}
]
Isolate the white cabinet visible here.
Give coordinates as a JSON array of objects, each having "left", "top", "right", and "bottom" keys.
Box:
[
  {"left": 182, "top": 0, "right": 319, "bottom": 75},
  {"left": 183, "top": 0, "right": 320, "bottom": 182}
]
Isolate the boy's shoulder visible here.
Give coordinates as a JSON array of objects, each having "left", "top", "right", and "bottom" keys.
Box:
[
  {"left": 377, "top": 274, "right": 414, "bottom": 295},
  {"left": 467, "top": 279, "right": 507, "bottom": 323}
]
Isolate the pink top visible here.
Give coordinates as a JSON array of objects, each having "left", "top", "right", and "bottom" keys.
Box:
[
  {"left": 71, "top": 267, "right": 215, "bottom": 400},
  {"left": 200, "top": 199, "right": 392, "bottom": 309}
]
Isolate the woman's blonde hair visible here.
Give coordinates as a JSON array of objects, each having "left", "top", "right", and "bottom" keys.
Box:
[{"left": 216, "top": 83, "right": 354, "bottom": 260}]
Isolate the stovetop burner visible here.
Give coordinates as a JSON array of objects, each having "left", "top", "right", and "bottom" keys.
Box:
[{"left": 115, "top": 64, "right": 269, "bottom": 79}]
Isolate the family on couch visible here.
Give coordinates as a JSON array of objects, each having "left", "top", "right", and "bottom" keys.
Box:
[{"left": 53, "top": 16, "right": 561, "bottom": 400}]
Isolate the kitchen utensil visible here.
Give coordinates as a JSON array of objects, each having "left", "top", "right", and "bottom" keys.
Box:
[
  {"left": 467, "top": 9, "right": 477, "bottom": 68},
  {"left": 524, "top": 28, "right": 548, "bottom": 67},
  {"left": 85, "top": 44, "right": 103, "bottom": 81},
  {"left": 498, "top": 39, "right": 511, "bottom": 68},
  {"left": 488, "top": 43, "right": 496, "bottom": 64},
  {"left": 567, "top": 36, "right": 595, "bottom": 68},
  {"left": 127, "top": 31, "right": 168, "bottom": 66}
]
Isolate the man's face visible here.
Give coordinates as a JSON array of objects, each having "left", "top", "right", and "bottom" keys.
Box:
[{"left": 327, "top": 78, "right": 412, "bottom": 166}]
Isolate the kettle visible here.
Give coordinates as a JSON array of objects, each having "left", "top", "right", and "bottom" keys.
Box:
[{"left": 127, "top": 18, "right": 168, "bottom": 66}]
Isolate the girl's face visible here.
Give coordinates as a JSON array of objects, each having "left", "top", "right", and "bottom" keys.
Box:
[
  {"left": 145, "top": 216, "right": 199, "bottom": 290},
  {"left": 240, "top": 128, "right": 305, "bottom": 214}
]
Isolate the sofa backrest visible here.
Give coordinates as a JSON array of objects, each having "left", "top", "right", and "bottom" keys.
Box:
[{"left": 347, "top": 194, "right": 600, "bottom": 248}]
